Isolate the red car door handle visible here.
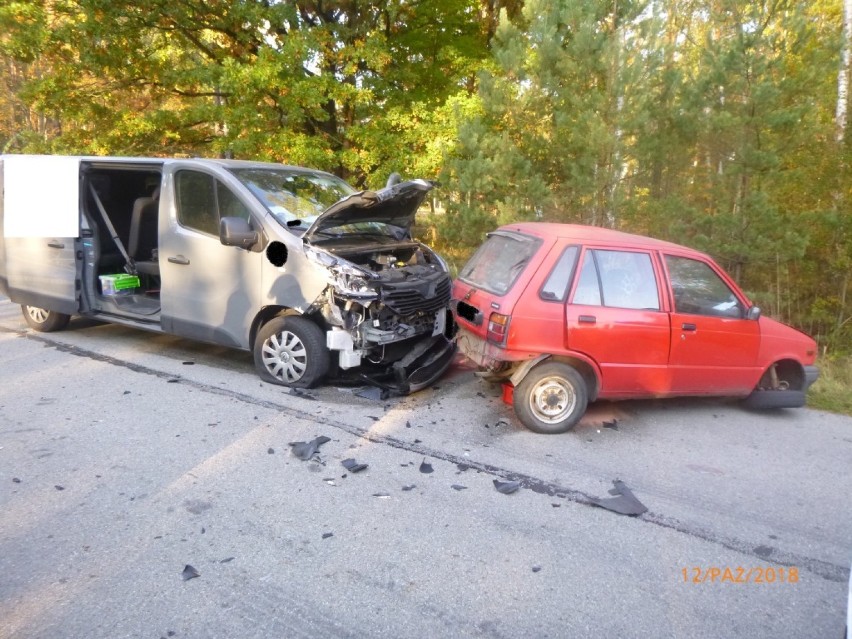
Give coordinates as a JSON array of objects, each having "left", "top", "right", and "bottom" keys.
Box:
[
  {"left": 578, "top": 315, "right": 597, "bottom": 324},
  {"left": 682, "top": 323, "right": 697, "bottom": 331}
]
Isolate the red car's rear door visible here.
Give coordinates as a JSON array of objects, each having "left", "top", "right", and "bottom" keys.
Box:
[{"left": 565, "top": 247, "right": 672, "bottom": 396}]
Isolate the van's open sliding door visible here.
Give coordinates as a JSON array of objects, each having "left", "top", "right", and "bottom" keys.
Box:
[{"left": 0, "top": 155, "right": 80, "bottom": 314}]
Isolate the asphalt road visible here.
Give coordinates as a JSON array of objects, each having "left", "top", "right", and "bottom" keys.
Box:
[{"left": 1, "top": 296, "right": 850, "bottom": 639}]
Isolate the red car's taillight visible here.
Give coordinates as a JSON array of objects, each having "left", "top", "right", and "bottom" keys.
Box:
[{"left": 486, "top": 312, "right": 510, "bottom": 345}]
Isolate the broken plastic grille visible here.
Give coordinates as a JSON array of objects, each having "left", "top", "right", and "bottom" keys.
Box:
[{"left": 380, "top": 277, "right": 451, "bottom": 315}]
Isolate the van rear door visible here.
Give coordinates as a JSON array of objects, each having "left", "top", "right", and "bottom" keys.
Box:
[{"left": 1, "top": 155, "right": 80, "bottom": 314}]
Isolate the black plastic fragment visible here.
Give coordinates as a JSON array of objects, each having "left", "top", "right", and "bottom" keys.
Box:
[
  {"left": 181, "top": 564, "right": 200, "bottom": 581},
  {"left": 591, "top": 480, "right": 647, "bottom": 516},
  {"left": 182, "top": 361, "right": 195, "bottom": 366},
  {"left": 54, "top": 485, "right": 65, "bottom": 491},
  {"left": 220, "top": 557, "right": 234, "bottom": 563},
  {"left": 356, "top": 386, "right": 390, "bottom": 401},
  {"left": 401, "top": 484, "right": 416, "bottom": 491},
  {"left": 603, "top": 419, "right": 619, "bottom": 431},
  {"left": 322, "top": 532, "right": 334, "bottom": 539},
  {"left": 456, "top": 463, "right": 470, "bottom": 472},
  {"left": 267, "top": 447, "right": 275, "bottom": 454},
  {"left": 493, "top": 479, "right": 520, "bottom": 494},
  {"left": 12, "top": 478, "right": 21, "bottom": 484},
  {"left": 419, "top": 459, "right": 434, "bottom": 474},
  {"left": 289, "top": 388, "right": 317, "bottom": 400},
  {"left": 341, "top": 458, "right": 368, "bottom": 473},
  {"left": 289, "top": 436, "right": 331, "bottom": 460},
  {"left": 451, "top": 484, "right": 468, "bottom": 491},
  {"left": 532, "top": 565, "right": 542, "bottom": 573}
]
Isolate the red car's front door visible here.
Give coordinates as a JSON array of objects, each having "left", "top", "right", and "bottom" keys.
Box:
[{"left": 664, "top": 254, "right": 761, "bottom": 393}]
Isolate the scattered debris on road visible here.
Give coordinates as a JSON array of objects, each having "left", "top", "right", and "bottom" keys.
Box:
[
  {"left": 341, "top": 458, "right": 368, "bottom": 473},
  {"left": 592, "top": 480, "right": 647, "bottom": 516},
  {"left": 289, "top": 436, "right": 331, "bottom": 460},
  {"left": 493, "top": 479, "right": 521, "bottom": 494},
  {"left": 181, "top": 565, "right": 200, "bottom": 581},
  {"left": 419, "top": 459, "right": 434, "bottom": 474},
  {"left": 356, "top": 386, "right": 390, "bottom": 401}
]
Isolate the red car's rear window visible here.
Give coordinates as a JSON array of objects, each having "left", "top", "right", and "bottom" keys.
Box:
[{"left": 458, "top": 232, "right": 541, "bottom": 295}]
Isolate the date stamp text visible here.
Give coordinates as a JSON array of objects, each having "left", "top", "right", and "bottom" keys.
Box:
[{"left": 681, "top": 566, "right": 799, "bottom": 584}]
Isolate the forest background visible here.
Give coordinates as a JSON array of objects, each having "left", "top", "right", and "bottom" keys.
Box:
[{"left": 2, "top": 0, "right": 851, "bottom": 411}]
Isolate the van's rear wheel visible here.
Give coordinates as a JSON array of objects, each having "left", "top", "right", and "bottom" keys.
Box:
[
  {"left": 21, "top": 305, "right": 70, "bottom": 332},
  {"left": 513, "top": 362, "right": 588, "bottom": 434},
  {"left": 254, "top": 316, "right": 329, "bottom": 388}
]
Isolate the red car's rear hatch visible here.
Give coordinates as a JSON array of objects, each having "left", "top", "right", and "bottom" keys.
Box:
[{"left": 451, "top": 230, "right": 542, "bottom": 360}]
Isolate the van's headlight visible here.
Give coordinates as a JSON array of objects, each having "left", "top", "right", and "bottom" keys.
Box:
[{"left": 306, "top": 247, "right": 378, "bottom": 298}]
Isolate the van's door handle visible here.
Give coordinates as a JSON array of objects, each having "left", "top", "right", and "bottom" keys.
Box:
[
  {"left": 681, "top": 323, "right": 697, "bottom": 331},
  {"left": 168, "top": 255, "right": 190, "bottom": 265},
  {"left": 578, "top": 315, "right": 597, "bottom": 324},
  {"left": 48, "top": 241, "right": 65, "bottom": 249}
]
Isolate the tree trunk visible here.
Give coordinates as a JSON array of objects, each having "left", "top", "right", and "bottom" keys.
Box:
[{"left": 836, "top": 0, "right": 852, "bottom": 143}]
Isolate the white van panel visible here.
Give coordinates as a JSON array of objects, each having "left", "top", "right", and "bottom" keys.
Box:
[{"left": 3, "top": 155, "right": 80, "bottom": 238}]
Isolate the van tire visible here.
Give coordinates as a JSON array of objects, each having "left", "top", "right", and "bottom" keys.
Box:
[
  {"left": 513, "top": 362, "right": 588, "bottom": 434},
  {"left": 21, "top": 305, "right": 71, "bottom": 332},
  {"left": 254, "top": 316, "right": 329, "bottom": 388}
]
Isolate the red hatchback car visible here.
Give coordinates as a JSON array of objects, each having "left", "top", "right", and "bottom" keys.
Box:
[{"left": 451, "top": 223, "right": 819, "bottom": 434}]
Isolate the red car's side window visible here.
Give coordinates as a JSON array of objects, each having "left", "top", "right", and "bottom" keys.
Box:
[
  {"left": 539, "top": 245, "right": 579, "bottom": 302},
  {"left": 571, "top": 249, "right": 660, "bottom": 311},
  {"left": 665, "top": 255, "right": 745, "bottom": 318}
]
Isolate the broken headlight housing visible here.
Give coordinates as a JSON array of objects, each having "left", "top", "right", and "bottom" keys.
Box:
[{"left": 305, "top": 246, "right": 379, "bottom": 298}]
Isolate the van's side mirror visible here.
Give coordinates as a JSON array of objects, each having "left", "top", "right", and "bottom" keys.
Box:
[
  {"left": 746, "top": 305, "right": 761, "bottom": 321},
  {"left": 220, "top": 217, "right": 258, "bottom": 249}
]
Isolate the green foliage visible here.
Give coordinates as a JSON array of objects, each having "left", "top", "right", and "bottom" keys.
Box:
[{"left": 807, "top": 355, "right": 852, "bottom": 415}]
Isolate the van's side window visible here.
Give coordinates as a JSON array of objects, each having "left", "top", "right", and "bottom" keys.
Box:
[
  {"left": 176, "top": 171, "right": 252, "bottom": 236},
  {"left": 572, "top": 249, "right": 660, "bottom": 311},
  {"left": 540, "top": 246, "right": 579, "bottom": 302}
]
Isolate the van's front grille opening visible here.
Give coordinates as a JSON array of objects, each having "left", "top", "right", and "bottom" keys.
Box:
[{"left": 380, "top": 276, "right": 451, "bottom": 315}]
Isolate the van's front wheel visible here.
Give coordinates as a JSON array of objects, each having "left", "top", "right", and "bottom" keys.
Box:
[
  {"left": 513, "top": 362, "right": 588, "bottom": 434},
  {"left": 21, "top": 305, "right": 70, "bottom": 332},
  {"left": 254, "top": 316, "right": 329, "bottom": 388}
]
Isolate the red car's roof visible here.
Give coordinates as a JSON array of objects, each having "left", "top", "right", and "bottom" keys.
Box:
[{"left": 496, "top": 222, "right": 703, "bottom": 256}]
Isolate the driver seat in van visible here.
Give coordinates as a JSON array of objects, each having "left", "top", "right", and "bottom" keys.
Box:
[{"left": 128, "top": 187, "right": 161, "bottom": 276}]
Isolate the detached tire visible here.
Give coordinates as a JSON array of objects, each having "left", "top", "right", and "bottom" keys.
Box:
[
  {"left": 254, "top": 316, "right": 329, "bottom": 388},
  {"left": 513, "top": 362, "right": 588, "bottom": 434},
  {"left": 21, "top": 305, "right": 70, "bottom": 332}
]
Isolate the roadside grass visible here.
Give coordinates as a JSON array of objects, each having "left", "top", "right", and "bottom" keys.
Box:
[{"left": 808, "top": 355, "right": 852, "bottom": 415}]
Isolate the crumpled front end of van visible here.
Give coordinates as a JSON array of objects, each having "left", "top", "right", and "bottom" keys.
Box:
[
  {"left": 290, "top": 179, "right": 456, "bottom": 393},
  {"left": 306, "top": 243, "right": 455, "bottom": 393}
]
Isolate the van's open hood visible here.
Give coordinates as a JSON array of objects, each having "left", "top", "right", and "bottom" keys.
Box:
[{"left": 303, "top": 179, "right": 433, "bottom": 241}]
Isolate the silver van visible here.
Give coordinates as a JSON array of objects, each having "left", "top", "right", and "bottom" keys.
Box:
[{"left": 0, "top": 155, "right": 455, "bottom": 392}]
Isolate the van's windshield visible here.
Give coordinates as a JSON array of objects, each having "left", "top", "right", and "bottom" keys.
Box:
[
  {"left": 458, "top": 232, "right": 541, "bottom": 295},
  {"left": 229, "top": 168, "right": 356, "bottom": 231}
]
